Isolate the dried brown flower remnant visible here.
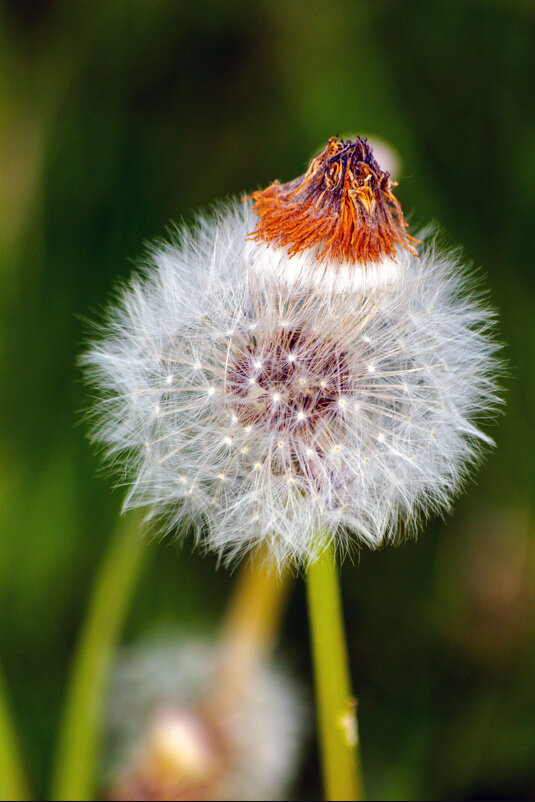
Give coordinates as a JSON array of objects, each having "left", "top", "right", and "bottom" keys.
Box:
[{"left": 249, "top": 136, "right": 419, "bottom": 264}]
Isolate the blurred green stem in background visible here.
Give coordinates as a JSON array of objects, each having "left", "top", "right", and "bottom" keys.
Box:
[
  {"left": 215, "top": 547, "right": 291, "bottom": 706},
  {"left": 50, "top": 512, "right": 145, "bottom": 801},
  {"left": 306, "top": 542, "right": 364, "bottom": 801},
  {"left": 0, "top": 667, "right": 32, "bottom": 801}
]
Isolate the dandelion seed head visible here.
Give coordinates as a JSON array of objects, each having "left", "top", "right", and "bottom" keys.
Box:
[
  {"left": 82, "top": 193, "right": 501, "bottom": 567},
  {"left": 105, "top": 635, "right": 306, "bottom": 802},
  {"left": 83, "top": 138, "right": 502, "bottom": 567}
]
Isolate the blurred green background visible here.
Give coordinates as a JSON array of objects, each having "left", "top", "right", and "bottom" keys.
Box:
[{"left": 1, "top": 0, "right": 534, "bottom": 799}]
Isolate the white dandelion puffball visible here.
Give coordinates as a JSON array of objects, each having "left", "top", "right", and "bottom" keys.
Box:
[
  {"left": 104, "top": 635, "right": 306, "bottom": 801},
  {"left": 83, "top": 137, "right": 501, "bottom": 567}
]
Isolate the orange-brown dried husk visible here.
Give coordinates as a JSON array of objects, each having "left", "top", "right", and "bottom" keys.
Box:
[{"left": 249, "top": 136, "right": 420, "bottom": 264}]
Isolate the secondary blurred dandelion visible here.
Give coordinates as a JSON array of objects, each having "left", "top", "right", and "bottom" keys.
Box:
[
  {"left": 103, "top": 634, "right": 306, "bottom": 801},
  {"left": 83, "top": 137, "right": 500, "bottom": 568}
]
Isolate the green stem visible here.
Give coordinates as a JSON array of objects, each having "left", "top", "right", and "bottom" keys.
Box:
[
  {"left": 214, "top": 548, "right": 291, "bottom": 708},
  {"left": 306, "top": 542, "right": 364, "bottom": 801},
  {"left": 50, "top": 511, "right": 145, "bottom": 801},
  {"left": 0, "top": 667, "right": 32, "bottom": 801}
]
